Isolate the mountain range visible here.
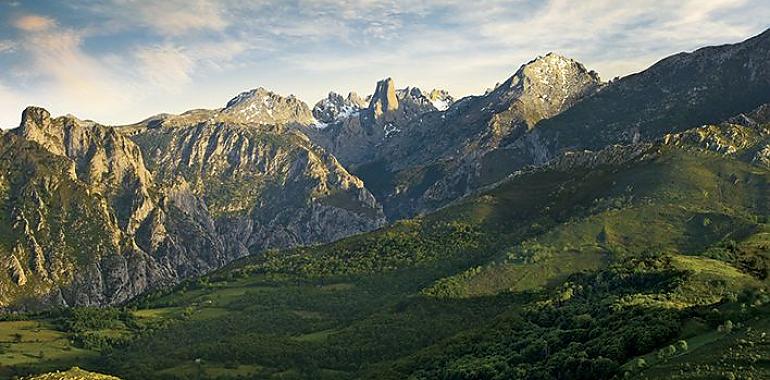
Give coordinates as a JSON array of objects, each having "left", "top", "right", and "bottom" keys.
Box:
[{"left": 1, "top": 28, "right": 770, "bottom": 380}]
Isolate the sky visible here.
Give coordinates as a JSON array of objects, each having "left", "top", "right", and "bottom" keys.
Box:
[{"left": 0, "top": 0, "right": 768, "bottom": 128}]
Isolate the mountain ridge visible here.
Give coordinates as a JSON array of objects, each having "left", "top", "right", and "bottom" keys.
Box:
[{"left": 2, "top": 30, "right": 770, "bottom": 311}]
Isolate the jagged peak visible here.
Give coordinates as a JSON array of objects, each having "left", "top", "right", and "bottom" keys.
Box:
[
  {"left": 346, "top": 91, "right": 367, "bottom": 105},
  {"left": 221, "top": 86, "right": 314, "bottom": 125},
  {"left": 369, "top": 77, "right": 399, "bottom": 117},
  {"left": 20, "top": 106, "right": 52, "bottom": 131},
  {"left": 312, "top": 91, "right": 368, "bottom": 125},
  {"left": 427, "top": 89, "right": 454, "bottom": 111},
  {"left": 488, "top": 53, "right": 602, "bottom": 100},
  {"left": 225, "top": 87, "right": 290, "bottom": 109},
  {"left": 511, "top": 52, "right": 601, "bottom": 87},
  {"left": 479, "top": 54, "right": 603, "bottom": 128}
]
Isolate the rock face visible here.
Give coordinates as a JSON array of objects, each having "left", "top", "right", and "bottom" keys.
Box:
[
  {"left": 0, "top": 100, "right": 384, "bottom": 309},
  {"left": 0, "top": 112, "right": 221, "bottom": 309},
  {"left": 428, "top": 89, "right": 454, "bottom": 111},
  {"left": 221, "top": 87, "right": 315, "bottom": 125},
  {"left": 306, "top": 78, "right": 442, "bottom": 168},
  {"left": 128, "top": 118, "right": 386, "bottom": 255},
  {"left": 346, "top": 53, "right": 603, "bottom": 218},
  {"left": 370, "top": 78, "right": 399, "bottom": 119},
  {"left": 312, "top": 92, "right": 368, "bottom": 125},
  {"left": 16, "top": 107, "right": 156, "bottom": 233}
]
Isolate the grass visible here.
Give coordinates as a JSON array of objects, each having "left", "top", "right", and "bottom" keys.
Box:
[
  {"left": 630, "top": 304, "right": 770, "bottom": 380},
  {"left": 423, "top": 250, "right": 607, "bottom": 298},
  {"left": 156, "top": 362, "right": 265, "bottom": 378},
  {"left": 292, "top": 329, "right": 336, "bottom": 343},
  {"left": 0, "top": 321, "right": 97, "bottom": 378}
]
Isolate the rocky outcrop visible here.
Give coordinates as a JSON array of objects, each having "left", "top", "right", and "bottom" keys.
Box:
[
  {"left": 349, "top": 54, "right": 603, "bottom": 218},
  {"left": 1, "top": 101, "right": 385, "bottom": 309},
  {"left": 660, "top": 104, "right": 770, "bottom": 166},
  {"left": 312, "top": 92, "right": 368, "bottom": 125},
  {"left": 221, "top": 87, "right": 315, "bottom": 126},
  {"left": 370, "top": 78, "right": 399, "bottom": 120},
  {"left": 15, "top": 107, "right": 156, "bottom": 233},
  {"left": 127, "top": 114, "right": 385, "bottom": 256},
  {"left": 22, "top": 367, "right": 121, "bottom": 380},
  {"left": 307, "top": 78, "right": 443, "bottom": 167},
  {"left": 0, "top": 108, "right": 228, "bottom": 309},
  {"left": 428, "top": 89, "right": 454, "bottom": 111}
]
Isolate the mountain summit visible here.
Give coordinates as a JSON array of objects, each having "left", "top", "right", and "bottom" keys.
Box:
[
  {"left": 221, "top": 87, "right": 315, "bottom": 125},
  {"left": 369, "top": 78, "right": 399, "bottom": 120},
  {"left": 312, "top": 92, "right": 368, "bottom": 125},
  {"left": 486, "top": 53, "right": 602, "bottom": 128}
]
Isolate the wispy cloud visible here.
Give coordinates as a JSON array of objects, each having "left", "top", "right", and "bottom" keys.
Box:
[
  {"left": 83, "top": 0, "right": 229, "bottom": 37},
  {"left": 0, "top": 0, "right": 767, "bottom": 127},
  {"left": 133, "top": 0, "right": 228, "bottom": 36},
  {"left": 135, "top": 44, "right": 194, "bottom": 89},
  {"left": 12, "top": 14, "right": 56, "bottom": 32}
]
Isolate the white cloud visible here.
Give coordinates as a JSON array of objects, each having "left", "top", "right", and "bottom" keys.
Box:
[{"left": 89, "top": 0, "right": 229, "bottom": 36}]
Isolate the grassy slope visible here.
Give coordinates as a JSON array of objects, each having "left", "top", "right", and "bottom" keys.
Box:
[{"left": 2, "top": 133, "right": 769, "bottom": 379}]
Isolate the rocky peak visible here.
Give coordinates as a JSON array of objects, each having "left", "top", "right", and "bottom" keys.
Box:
[
  {"left": 395, "top": 86, "right": 441, "bottom": 112},
  {"left": 20, "top": 106, "right": 51, "bottom": 131},
  {"left": 13, "top": 107, "right": 156, "bottom": 233},
  {"left": 347, "top": 92, "right": 368, "bottom": 107},
  {"left": 428, "top": 89, "right": 455, "bottom": 111},
  {"left": 488, "top": 53, "right": 602, "bottom": 127},
  {"left": 18, "top": 106, "right": 63, "bottom": 155},
  {"left": 312, "top": 91, "right": 369, "bottom": 124},
  {"left": 221, "top": 87, "right": 315, "bottom": 126},
  {"left": 369, "top": 78, "right": 399, "bottom": 119}
]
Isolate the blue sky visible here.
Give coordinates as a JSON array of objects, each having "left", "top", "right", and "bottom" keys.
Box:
[{"left": 0, "top": 0, "right": 768, "bottom": 127}]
